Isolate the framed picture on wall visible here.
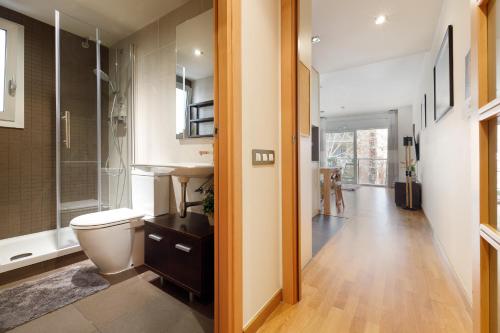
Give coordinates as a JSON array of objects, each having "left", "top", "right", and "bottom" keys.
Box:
[{"left": 434, "top": 25, "right": 454, "bottom": 122}]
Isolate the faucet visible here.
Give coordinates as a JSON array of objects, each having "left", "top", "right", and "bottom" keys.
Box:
[{"left": 199, "top": 150, "right": 213, "bottom": 156}]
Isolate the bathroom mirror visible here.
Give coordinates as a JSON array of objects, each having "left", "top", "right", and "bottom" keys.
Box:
[{"left": 175, "top": 9, "right": 214, "bottom": 139}]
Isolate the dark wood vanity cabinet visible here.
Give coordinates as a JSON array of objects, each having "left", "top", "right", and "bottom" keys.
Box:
[{"left": 144, "top": 213, "right": 214, "bottom": 300}]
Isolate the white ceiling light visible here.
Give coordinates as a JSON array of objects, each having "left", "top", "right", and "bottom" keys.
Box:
[
  {"left": 375, "top": 15, "right": 387, "bottom": 25},
  {"left": 312, "top": 36, "right": 321, "bottom": 44},
  {"left": 194, "top": 49, "right": 203, "bottom": 56}
]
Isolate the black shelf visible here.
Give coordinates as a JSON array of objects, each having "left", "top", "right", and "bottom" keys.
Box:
[
  {"left": 188, "top": 100, "right": 214, "bottom": 108},
  {"left": 190, "top": 117, "right": 214, "bottom": 123},
  {"left": 188, "top": 100, "right": 214, "bottom": 138}
]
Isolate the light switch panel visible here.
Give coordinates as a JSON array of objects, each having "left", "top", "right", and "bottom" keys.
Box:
[{"left": 252, "top": 149, "right": 275, "bottom": 166}]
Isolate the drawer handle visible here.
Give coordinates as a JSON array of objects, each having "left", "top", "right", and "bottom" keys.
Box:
[
  {"left": 148, "top": 234, "right": 163, "bottom": 242},
  {"left": 175, "top": 244, "right": 192, "bottom": 253}
]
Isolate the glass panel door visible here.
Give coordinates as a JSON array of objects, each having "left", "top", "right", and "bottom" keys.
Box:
[
  {"left": 356, "top": 129, "right": 389, "bottom": 186},
  {"left": 324, "top": 131, "right": 356, "bottom": 184},
  {"left": 56, "top": 11, "right": 100, "bottom": 248}
]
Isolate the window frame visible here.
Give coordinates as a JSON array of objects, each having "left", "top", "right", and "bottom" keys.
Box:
[{"left": 0, "top": 17, "right": 24, "bottom": 129}]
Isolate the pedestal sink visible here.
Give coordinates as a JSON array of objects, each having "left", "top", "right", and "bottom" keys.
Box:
[{"left": 164, "top": 163, "right": 214, "bottom": 218}]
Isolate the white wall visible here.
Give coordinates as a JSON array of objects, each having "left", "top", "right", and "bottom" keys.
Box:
[
  {"left": 412, "top": 0, "right": 474, "bottom": 302},
  {"left": 192, "top": 76, "right": 214, "bottom": 104},
  {"left": 113, "top": 0, "right": 213, "bottom": 214},
  {"left": 241, "top": 0, "right": 282, "bottom": 326},
  {"left": 397, "top": 105, "right": 414, "bottom": 182}
]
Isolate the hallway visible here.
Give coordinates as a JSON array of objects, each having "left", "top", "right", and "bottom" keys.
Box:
[{"left": 259, "top": 187, "right": 472, "bottom": 332}]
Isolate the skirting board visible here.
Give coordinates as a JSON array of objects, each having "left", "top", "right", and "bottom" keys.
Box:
[{"left": 243, "top": 289, "right": 282, "bottom": 333}]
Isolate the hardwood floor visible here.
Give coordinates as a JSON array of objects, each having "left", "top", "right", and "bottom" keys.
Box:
[{"left": 259, "top": 186, "right": 472, "bottom": 333}]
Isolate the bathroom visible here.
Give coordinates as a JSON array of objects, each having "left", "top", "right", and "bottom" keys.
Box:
[{"left": 0, "top": 0, "right": 215, "bottom": 332}]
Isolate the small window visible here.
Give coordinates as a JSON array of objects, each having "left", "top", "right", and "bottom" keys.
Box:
[
  {"left": 176, "top": 87, "right": 188, "bottom": 136},
  {"left": 0, "top": 18, "right": 24, "bottom": 128},
  {"left": 0, "top": 29, "right": 6, "bottom": 113}
]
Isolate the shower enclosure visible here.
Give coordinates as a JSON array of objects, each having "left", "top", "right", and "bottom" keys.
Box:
[
  {"left": 0, "top": 10, "right": 135, "bottom": 272},
  {"left": 56, "top": 11, "right": 135, "bottom": 248}
]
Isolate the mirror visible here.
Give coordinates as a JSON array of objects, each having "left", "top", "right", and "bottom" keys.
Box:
[{"left": 176, "top": 9, "right": 214, "bottom": 139}]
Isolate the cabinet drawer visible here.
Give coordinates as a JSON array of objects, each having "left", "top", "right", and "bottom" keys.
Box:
[
  {"left": 165, "top": 233, "right": 202, "bottom": 293},
  {"left": 144, "top": 223, "right": 170, "bottom": 275}
]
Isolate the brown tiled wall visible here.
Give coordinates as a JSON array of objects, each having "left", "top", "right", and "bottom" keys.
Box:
[
  {"left": 0, "top": 7, "right": 56, "bottom": 240},
  {"left": 0, "top": 6, "right": 108, "bottom": 240}
]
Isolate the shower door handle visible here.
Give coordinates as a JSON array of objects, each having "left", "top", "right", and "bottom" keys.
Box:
[{"left": 62, "top": 110, "right": 71, "bottom": 149}]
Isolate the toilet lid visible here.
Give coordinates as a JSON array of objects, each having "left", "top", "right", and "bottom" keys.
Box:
[{"left": 70, "top": 208, "right": 144, "bottom": 229}]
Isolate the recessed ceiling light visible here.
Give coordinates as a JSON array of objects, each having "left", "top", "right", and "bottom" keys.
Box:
[
  {"left": 375, "top": 15, "right": 387, "bottom": 25},
  {"left": 312, "top": 36, "right": 321, "bottom": 44},
  {"left": 194, "top": 49, "right": 203, "bottom": 56}
]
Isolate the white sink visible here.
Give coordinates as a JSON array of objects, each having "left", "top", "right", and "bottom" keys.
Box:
[{"left": 163, "top": 163, "right": 214, "bottom": 178}]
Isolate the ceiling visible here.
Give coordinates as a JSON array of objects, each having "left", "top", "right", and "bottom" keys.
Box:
[
  {"left": 0, "top": 0, "right": 190, "bottom": 44},
  {"left": 312, "top": 0, "right": 443, "bottom": 73},
  {"left": 319, "top": 53, "right": 425, "bottom": 117}
]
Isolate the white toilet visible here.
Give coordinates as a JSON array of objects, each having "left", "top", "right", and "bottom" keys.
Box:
[
  {"left": 70, "top": 170, "right": 171, "bottom": 275},
  {"left": 70, "top": 208, "right": 145, "bottom": 275}
]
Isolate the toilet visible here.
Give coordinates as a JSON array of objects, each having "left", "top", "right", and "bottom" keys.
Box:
[
  {"left": 70, "top": 170, "right": 171, "bottom": 275},
  {"left": 70, "top": 208, "right": 144, "bottom": 275}
]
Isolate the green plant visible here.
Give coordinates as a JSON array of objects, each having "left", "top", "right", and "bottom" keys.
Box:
[{"left": 202, "top": 184, "right": 214, "bottom": 216}]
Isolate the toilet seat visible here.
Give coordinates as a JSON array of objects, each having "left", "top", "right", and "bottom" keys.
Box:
[{"left": 70, "top": 208, "right": 144, "bottom": 230}]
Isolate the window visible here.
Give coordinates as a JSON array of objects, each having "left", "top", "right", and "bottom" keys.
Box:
[
  {"left": 324, "top": 128, "right": 389, "bottom": 186},
  {"left": 175, "top": 87, "right": 188, "bottom": 136},
  {"left": 0, "top": 18, "right": 24, "bottom": 128}
]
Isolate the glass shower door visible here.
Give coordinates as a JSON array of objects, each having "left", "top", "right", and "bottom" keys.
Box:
[{"left": 55, "top": 11, "right": 101, "bottom": 248}]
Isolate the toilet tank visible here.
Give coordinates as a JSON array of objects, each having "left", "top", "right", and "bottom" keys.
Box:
[{"left": 131, "top": 169, "right": 170, "bottom": 217}]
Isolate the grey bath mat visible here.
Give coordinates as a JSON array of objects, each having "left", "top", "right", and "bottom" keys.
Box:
[{"left": 0, "top": 261, "right": 109, "bottom": 332}]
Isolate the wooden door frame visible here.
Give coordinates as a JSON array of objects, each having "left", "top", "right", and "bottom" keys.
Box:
[
  {"left": 473, "top": 1, "right": 499, "bottom": 333},
  {"left": 214, "top": 0, "right": 243, "bottom": 331},
  {"left": 281, "top": 0, "right": 301, "bottom": 305}
]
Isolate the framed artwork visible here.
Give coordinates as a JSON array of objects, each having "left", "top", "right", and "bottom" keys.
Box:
[{"left": 434, "top": 25, "right": 454, "bottom": 122}]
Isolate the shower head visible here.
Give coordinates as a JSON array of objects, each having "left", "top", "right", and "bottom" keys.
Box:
[{"left": 93, "top": 68, "right": 118, "bottom": 94}]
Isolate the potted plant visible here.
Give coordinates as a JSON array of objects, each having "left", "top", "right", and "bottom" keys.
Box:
[{"left": 202, "top": 184, "right": 215, "bottom": 226}]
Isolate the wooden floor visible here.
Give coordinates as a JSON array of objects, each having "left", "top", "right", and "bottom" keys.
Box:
[{"left": 259, "top": 187, "right": 472, "bottom": 333}]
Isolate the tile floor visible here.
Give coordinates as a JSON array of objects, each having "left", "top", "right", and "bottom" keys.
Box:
[
  {"left": 311, "top": 214, "right": 345, "bottom": 256},
  {"left": 4, "top": 264, "right": 213, "bottom": 333}
]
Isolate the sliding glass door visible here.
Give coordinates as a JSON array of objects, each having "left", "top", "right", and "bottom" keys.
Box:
[{"left": 324, "top": 128, "right": 389, "bottom": 186}]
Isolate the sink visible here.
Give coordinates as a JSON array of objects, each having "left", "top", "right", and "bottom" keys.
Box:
[
  {"left": 131, "top": 163, "right": 214, "bottom": 179},
  {"left": 131, "top": 162, "right": 213, "bottom": 218},
  {"left": 163, "top": 163, "right": 214, "bottom": 178},
  {"left": 162, "top": 163, "right": 213, "bottom": 218}
]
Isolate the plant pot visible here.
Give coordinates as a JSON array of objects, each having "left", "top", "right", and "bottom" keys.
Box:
[{"left": 207, "top": 215, "right": 214, "bottom": 226}]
